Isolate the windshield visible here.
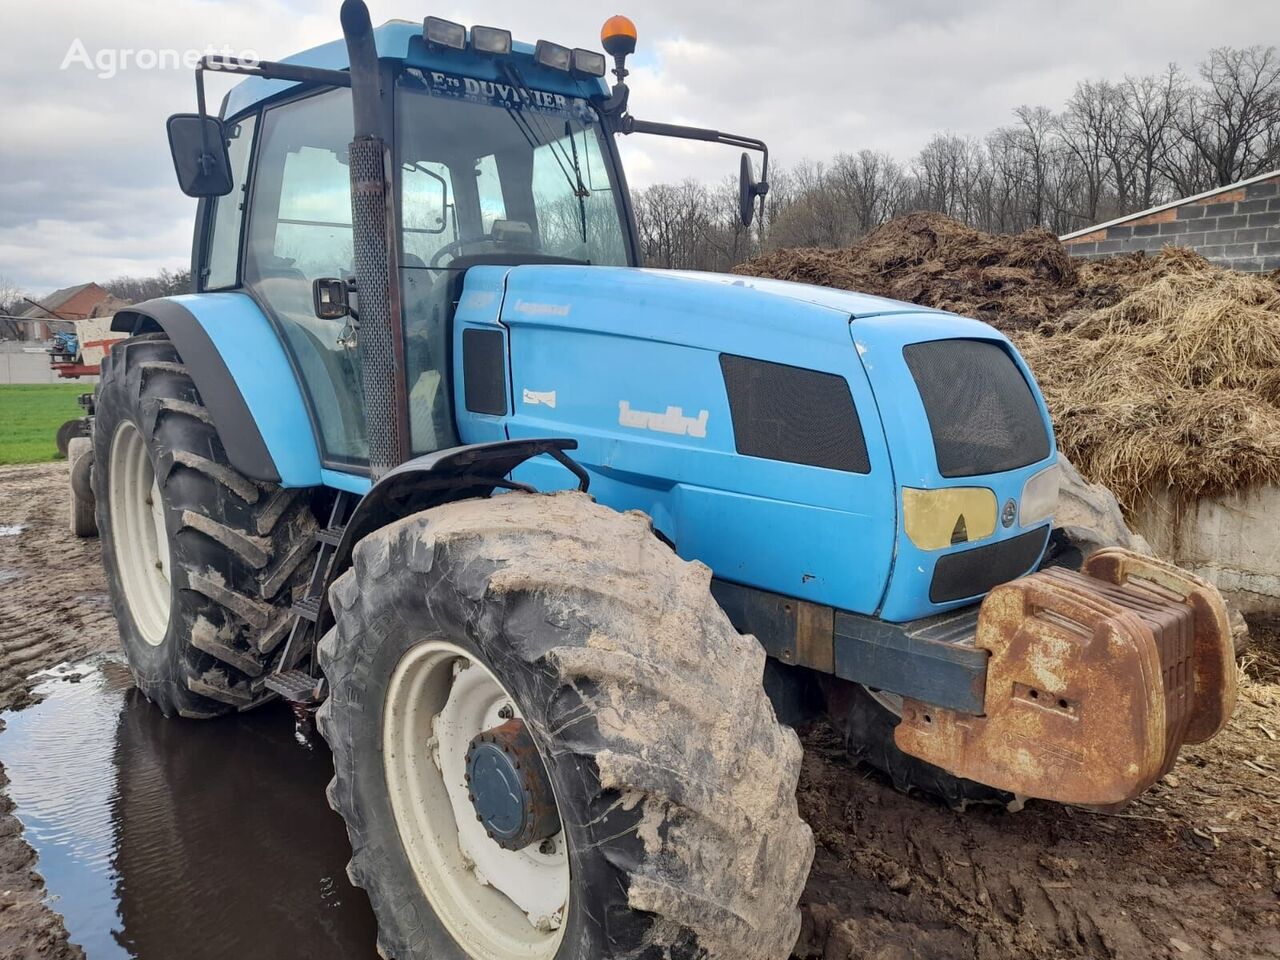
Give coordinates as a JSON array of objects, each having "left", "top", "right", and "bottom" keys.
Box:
[{"left": 395, "top": 67, "right": 631, "bottom": 269}]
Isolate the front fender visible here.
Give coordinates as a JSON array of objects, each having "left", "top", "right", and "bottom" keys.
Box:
[
  {"left": 321, "top": 438, "right": 586, "bottom": 627},
  {"left": 112, "top": 293, "right": 321, "bottom": 486}
]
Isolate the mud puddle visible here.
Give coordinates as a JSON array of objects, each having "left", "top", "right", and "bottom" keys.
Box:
[
  {"left": 0, "top": 656, "right": 377, "bottom": 959},
  {"left": 0, "top": 525, "right": 26, "bottom": 537}
]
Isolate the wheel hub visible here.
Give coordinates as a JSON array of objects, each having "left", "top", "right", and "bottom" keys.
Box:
[{"left": 465, "top": 719, "right": 561, "bottom": 851}]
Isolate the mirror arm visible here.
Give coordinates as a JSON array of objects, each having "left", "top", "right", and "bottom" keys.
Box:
[
  {"left": 192, "top": 54, "right": 353, "bottom": 136},
  {"left": 195, "top": 64, "right": 212, "bottom": 176},
  {"left": 596, "top": 81, "right": 630, "bottom": 119},
  {"left": 618, "top": 116, "right": 769, "bottom": 186},
  {"left": 191, "top": 56, "right": 354, "bottom": 177},
  {"left": 194, "top": 55, "right": 353, "bottom": 95}
]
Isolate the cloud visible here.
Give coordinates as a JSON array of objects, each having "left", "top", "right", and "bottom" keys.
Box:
[{"left": 2, "top": 0, "right": 1277, "bottom": 292}]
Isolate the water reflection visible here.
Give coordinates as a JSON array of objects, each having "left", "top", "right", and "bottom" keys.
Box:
[{"left": 0, "top": 658, "right": 378, "bottom": 959}]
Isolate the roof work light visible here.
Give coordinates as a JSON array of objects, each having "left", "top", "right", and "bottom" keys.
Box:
[
  {"left": 572, "top": 48, "right": 606, "bottom": 77},
  {"left": 423, "top": 16, "right": 465, "bottom": 49},
  {"left": 471, "top": 25, "right": 512, "bottom": 55},
  {"left": 534, "top": 39, "right": 573, "bottom": 72}
]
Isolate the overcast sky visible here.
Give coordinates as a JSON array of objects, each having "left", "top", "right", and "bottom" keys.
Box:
[{"left": 3, "top": 0, "right": 1278, "bottom": 294}]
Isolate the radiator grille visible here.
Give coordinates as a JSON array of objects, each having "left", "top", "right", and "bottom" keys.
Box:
[
  {"left": 463, "top": 329, "right": 508, "bottom": 415},
  {"left": 720, "top": 355, "right": 870, "bottom": 473},
  {"left": 930, "top": 526, "right": 1049, "bottom": 603},
  {"left": 904, "top": 339, "right": 1050, "bottom": 478}
]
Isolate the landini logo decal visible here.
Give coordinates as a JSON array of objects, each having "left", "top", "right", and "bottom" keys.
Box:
[
  {"left": 618, "top": 401, "right": 709, "bottom": 438},
  {"left": 522, "top": 389, "right": 557, "bottom": 408},
  {"left": 512, "top": 299, "right": 570, "bottom": 317}
]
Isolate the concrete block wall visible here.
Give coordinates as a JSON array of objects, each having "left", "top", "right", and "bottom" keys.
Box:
[
  {"left": 1062, "top": 172, "right": 1280, "bottom": 272},
  {"left": 0, "top": 343, "right": 98, "bottom": 385}
]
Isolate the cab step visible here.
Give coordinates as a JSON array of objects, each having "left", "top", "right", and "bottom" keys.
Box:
[
  {"left": 264, "top": 669, "right": 327, "bottom": 705},
  {"left": 265, "top": 490, "right": 356, "bottom": 700},
  {"left": 291, "top": 596, "right": 322, "bottom": 622}
]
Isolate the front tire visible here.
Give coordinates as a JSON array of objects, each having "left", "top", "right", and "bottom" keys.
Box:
[
  {"left": 822, "top": 678, "right": 1011, "bottom": 809},
  {"left": 94, "top": 334, "right": 318, "bottom": 718},
  {"left": 318, "top": 492, "right": 813, "bottom": 960}
]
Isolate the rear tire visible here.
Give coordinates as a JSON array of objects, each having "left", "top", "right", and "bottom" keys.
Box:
[
  {"left": 56, "top": 417, "right": 89, "bottom": 458},
  {"left": 67, "top": 436, "right": 96, "bottom": 537},
  {"left": 94, "top": 334, "right": 318, "bottom": 718},
  {"left": 319, "top": 492, "right": 813, "bottom": 960}
]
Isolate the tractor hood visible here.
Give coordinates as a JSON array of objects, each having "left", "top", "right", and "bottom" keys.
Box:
[
  {"left": 462, "top": 263, "right": 1056, "bottom": 623},
  {"left": 496, "top": 264, "right": 1007, "bottom": 351},
  {"left": 656, "top": 269, "right": 943, "bottom": 321}
]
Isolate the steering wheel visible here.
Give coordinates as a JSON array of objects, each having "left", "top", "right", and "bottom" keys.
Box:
[{"left": 429, "top": 236, "right": 502, "bottom": 268}]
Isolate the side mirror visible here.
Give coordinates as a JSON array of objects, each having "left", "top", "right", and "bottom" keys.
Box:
[
  {"left": 739, "top": 152, "right": 767, "bottom": 227},
  {"left": 313, "top": 278, "right": 351, "bottom": 320},
  {"left": 166, "top": 114, "right": 233, "bottom": 198}
]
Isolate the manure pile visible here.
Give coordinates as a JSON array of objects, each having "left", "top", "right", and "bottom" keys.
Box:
[{"left": 734, "top": 213, "right": 1280, "bottom": 509}]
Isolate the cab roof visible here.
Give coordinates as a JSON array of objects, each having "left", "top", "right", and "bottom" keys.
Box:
[{"left": 224, "top": 20, "right": 611, "bottom": 118}]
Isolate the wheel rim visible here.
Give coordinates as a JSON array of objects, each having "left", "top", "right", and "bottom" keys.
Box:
[
  {"left": 383, "top": 641, "right": 570, "bottom": 959},
  {"left": 108, "top": 420, "right": 172, "bottom": 646}
]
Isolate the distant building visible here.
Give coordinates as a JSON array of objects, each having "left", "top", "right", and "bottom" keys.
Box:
[
  {"left": 1060, "top": 170, "right": 1280, "bottom": 272},
  {"left": 13, "top": 282, "right": 126, "bottom": 341}
]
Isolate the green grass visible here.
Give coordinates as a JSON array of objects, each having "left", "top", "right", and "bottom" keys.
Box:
[{"left": 0, "top": 384, "right": 88, "bottom": 465}]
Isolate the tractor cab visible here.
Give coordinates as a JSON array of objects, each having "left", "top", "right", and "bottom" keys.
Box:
[
  {"left": 190, "top": 20, "right": 644, "bottom": 470},
  {"left": 169, "top": 14, "right": 766, "bottom": 476}
]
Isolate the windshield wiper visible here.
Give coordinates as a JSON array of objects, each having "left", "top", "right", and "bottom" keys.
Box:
[
  {"left": 498, "top": 62, "right": 589, "bottom": 245},
  {"left": 563, "top": 120, "right": 589, "bottom": 244}
]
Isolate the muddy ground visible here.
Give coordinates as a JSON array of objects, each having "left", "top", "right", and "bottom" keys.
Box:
[{"left": 0, "top": 461, "right": 1277, "bottom": 959}]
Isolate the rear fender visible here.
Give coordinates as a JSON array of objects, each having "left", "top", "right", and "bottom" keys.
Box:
[{"left": 111, "top": 294, "right": 320, "bottom": 485}]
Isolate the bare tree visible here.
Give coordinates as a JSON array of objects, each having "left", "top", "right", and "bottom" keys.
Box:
[
  {"left": 1060, "top": 81, "right": 1120, "bottom": 222},
  {"left": 830, "top": 150, "right": 906, "bottom": 234},
  {"left": 1012, "top": 105, "right": 1060, "bottom": 227},
  {"left": 914, "top": 133, "right": 986, "bottom": 221},
  {"left": 1121, "top": 66, "right": 1184, "bottom": 208},
  {"left": 102, "top": 268, "right": 192, "bottom": 303},
  {"left": 0, "top": 275, "right": 26, "bottom": 340},
  {"left": 1175, "top": 46, "right": 1280, "bottom": 188},
  {"left": 627, "top": 43, "right": 1279, "bottom": 268},
  {"left": 766, "top": 160, "right": 855, "bottom": 248},
  {"left": 634, "top": 180, "right": 726, "bottom": 270}
]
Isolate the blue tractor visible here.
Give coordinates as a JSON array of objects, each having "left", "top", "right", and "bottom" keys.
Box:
[{"left": 84, "top": 4, "right": 1237, "bottom": 957}]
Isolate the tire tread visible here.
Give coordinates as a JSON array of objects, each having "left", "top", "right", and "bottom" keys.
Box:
[{"left": 93, "top": 333, "right": 318, "bottom": 718}]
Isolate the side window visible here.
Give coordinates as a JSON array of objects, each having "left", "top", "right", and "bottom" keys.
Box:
[
  {"left": 475, "top": 155, "right": 506, "bottom": 233},
  {"left": 401, "top": 161, "right": 455, "bottom": 266},
  {"left": 204, "top": 115, "right": 256, "bottom": 290},
  {"left": 273, "top": 146, "right": 354, "bottom": 276},
  {"left": 244, "top": 88, "right": 366, "bottom": 464}
]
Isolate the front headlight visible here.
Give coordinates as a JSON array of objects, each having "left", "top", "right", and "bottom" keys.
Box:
[
  {"left": 903, "top": 487, "right": 997, "bottom": 551},
  {"left": 1020, "top": 463, "right": 1060, "bottom": 527}
]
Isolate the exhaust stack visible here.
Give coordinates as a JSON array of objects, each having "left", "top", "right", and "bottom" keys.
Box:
[{"left": 340, "top": 0, "right": 409, "bottom": 478}]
